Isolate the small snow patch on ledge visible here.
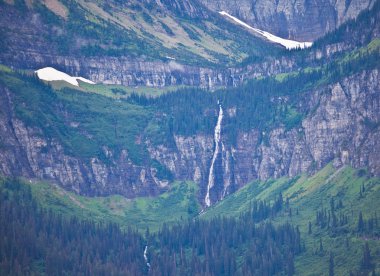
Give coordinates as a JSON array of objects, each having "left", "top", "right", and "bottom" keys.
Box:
[{"left": 35, "top": 67, "right": 95, "bottom": 86}]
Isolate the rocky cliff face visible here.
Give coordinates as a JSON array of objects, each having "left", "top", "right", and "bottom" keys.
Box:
[
  {"left": 0, "top": 0, "right": 285, "bottom": 89},
  {"left": 200, "top": 0, "right": 375, "bottom": 41},
  {"left": 2, "top": 0, "right": 376, "bottom": 90},
  {"left": 2, "top": 53, "right": 237, "bottom": 89},
  {"left": 2, "top": 48, "right": 301, "bottom": 89},
  {"left": 0, "top": 87, "right": 169, "bottom": 197},
  {"left": 0, "top": 1, "right": 379, "bottom": 207},
  {"left": 0, "top": 66, "right": 378, "bottom": 204},
  {"left": 148, "top": 69, "right": 380, "bottom": 205}
]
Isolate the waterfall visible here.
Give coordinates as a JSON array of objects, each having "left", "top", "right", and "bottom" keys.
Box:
[
  {"left": 144, "top": 246, "right": 150, "bottom": 270},
  {"left": 205, "top": 103, "right": 224, "bottom": 207}
]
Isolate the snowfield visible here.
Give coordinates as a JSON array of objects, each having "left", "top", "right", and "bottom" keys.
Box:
[
  {"left": 35, "top": 67, "right": 95, "bottom": 86},
  {"left": 219, "top": 11, "right": 312, "bottom": 50}
]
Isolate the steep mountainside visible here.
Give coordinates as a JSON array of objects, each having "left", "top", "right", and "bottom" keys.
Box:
[
  {"left": 0, "top": 38, "right": 379, "bottom": 206},
  {"left": 200, "top": 0, "right": 375, "bottom": 41},
  {"left": 1, "top": 1, "right": 378, "bottom": 89},
  {"left": 0, "top": 0, "right": 281, "bottom": 88},
  {"left": 1, "top": 1, "right": 380, "bottom": 275},
  {"left": 0, "top": 1, "right": 378, "bottom": 206}
]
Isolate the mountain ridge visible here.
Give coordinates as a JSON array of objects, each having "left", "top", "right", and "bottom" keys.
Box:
[{"left": 200, "top": 0, "right": 376, "bottom": 41}]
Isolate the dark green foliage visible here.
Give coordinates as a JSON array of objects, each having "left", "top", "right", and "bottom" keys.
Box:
[
  {"left": 0, "top": 178, "right": 302, "bottom": 275},
  {"left": 314, "top": 0, "right": 380, "bottom": 50},
  {"left": 359, "top": 211, "right": 365, "bottom": 232},
  {"left": 0, "top": 70, "right": 152, "bottom": 165},
  {"left": 361, "top": 242, "right": 374, "bottom": 271},
  {"left": 150, "top": 159, "right": 174, "bottom": 181},
  {"left": 356, "top": 212, "right": 379, "bottom": 237},
  {"left": 181, "top": 24, "right": 201, "bottom": 41},
  {"left": 0, "top": 178, "right": 147, "bottom": 275},
  {"left": 0, "top": 0, "right": 281, "bottom": 67},
  {"left": 329, "top": 252, "right": 335, "bottom": 276},
  {"left": 147, "top": 45, "right": 380, "bottom": 140},
  {"left": 150, "top": 219, "right": 301, "bottom": 275},
  {"left": 160, "top": 21, "right": 175, "bottom": 36}
]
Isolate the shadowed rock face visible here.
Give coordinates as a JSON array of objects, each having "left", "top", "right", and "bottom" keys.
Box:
[
  {"left": 2, "top": 69, "right": 377, "bottom": 205},
  {"left": 199, "top": 0, "right": 375, "bottom": 41}
]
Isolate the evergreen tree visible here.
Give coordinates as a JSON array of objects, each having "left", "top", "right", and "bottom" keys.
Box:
[
  {"left": 319, "top": 238, "right": 324, "bottom": 254},
  {"left": 358, "top": 211, "right": 364, "bottom": 233},
  {"left": 329, "top": 252, "right": 334, "bottom": 276},
  {"left": 361, "top": 242, "right": 373, "bottom": 271}
]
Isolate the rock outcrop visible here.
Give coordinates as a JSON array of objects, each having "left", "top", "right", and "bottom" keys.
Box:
[
  {"left": 147, "top": 69, "right": 380, "bottom": 204},
  {"left": 1, "top": 0, "right": 377, "bottom": 90},
  {"left": 0, "top": 65, "right": 379, "bottom": 204},
  {"left": 0, "top": 1, "right": 379, "bottom": 207},
  {"left": 200, "top": 0, "right": 375, "bottom": 41},
  {"left": 0, "top": 87, "right": 169, "bottom": 197},
  {"left": 2, "top": 46, "right": 303, "bottom": 89}
]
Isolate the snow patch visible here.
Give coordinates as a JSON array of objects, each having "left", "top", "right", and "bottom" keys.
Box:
[
  {"left": 219, "top": 11, "right": 312, "bottom": 50},
  {"left": 35, "top": 67, "right": 95, "bottom": 87}
]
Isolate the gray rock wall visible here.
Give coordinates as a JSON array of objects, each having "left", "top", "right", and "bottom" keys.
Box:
[
  {"left": 0, "top": 65, "right": 379, "bottom": 205},
  {"left": 0, "top": 87, "right": 168, "bottom": 197},
  {"left": 200, "top": 0, "right": 375, "bottom": 41},
  {"left": 148, "top": 69, "right": 380, "bottom": 204}
]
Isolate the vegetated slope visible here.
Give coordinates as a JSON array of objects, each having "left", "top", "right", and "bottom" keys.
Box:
[
  {"left": 26, "top": 179, "right": 200, "bottom": 231},
  {"left": 0, "top": 3, "right": 379, "bottom": 275},
  {"left": 1, "top": 165, "right": 378, "bottom": 275},
  {"left": 204, "top": 164, "right": 380, "bottom": 275},
  {"left": 0, "top": 0, "right": 378, "bottom": 90},
  {"left": 0, "top": 177, "right": 301, "bottom": 275},
  {"left": 0, "top": 178, "right": 148, "bottom": 275},
  {"left": 0, "top": 0, "right": 279, "bottom": 68},
  {"left": 0, "top": 18, "right": 379, "bottom": 203},
  {"left": 0, "top": 0, "right": 378, "bottom": 203}
]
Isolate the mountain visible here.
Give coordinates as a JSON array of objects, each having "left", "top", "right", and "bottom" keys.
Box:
[
  {"left": 0, "top": 0, "right": 379, "bottom": 275},
  {"left": 0, "top": 0, "right": 281, "bottom": 89},
  {"left": 200, "top": 0, "right": 376, "bottom": 41},
  {"left": 218, "top": 11, "right": 313, "bottom": 49},
  {"left": 1, "top": 1, "right": 379, "bottom": 203}
]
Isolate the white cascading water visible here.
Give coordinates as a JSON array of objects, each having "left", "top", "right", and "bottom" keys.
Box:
[
  {"left": 205, "top": 102, "right": 224, "bottom": 207},
  {"left": 144, "top": 246, "right": 150, "bottom": 270}
]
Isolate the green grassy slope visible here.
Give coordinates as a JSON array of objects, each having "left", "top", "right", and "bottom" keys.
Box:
[
  {"left": 0, "top": 0, "right": 280, "bottom": 67},
  {"left": 204, "top": 164, "right": 380, "bottom": 275},
  {"left": 0, "top": 66, "right": 157, "bottom": 165},
  {"left": 2, "top": 164, "right": 379, "bottom": 274},
  {"left": 0, "top": 178, "right": 200, "bottom": 232}
]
